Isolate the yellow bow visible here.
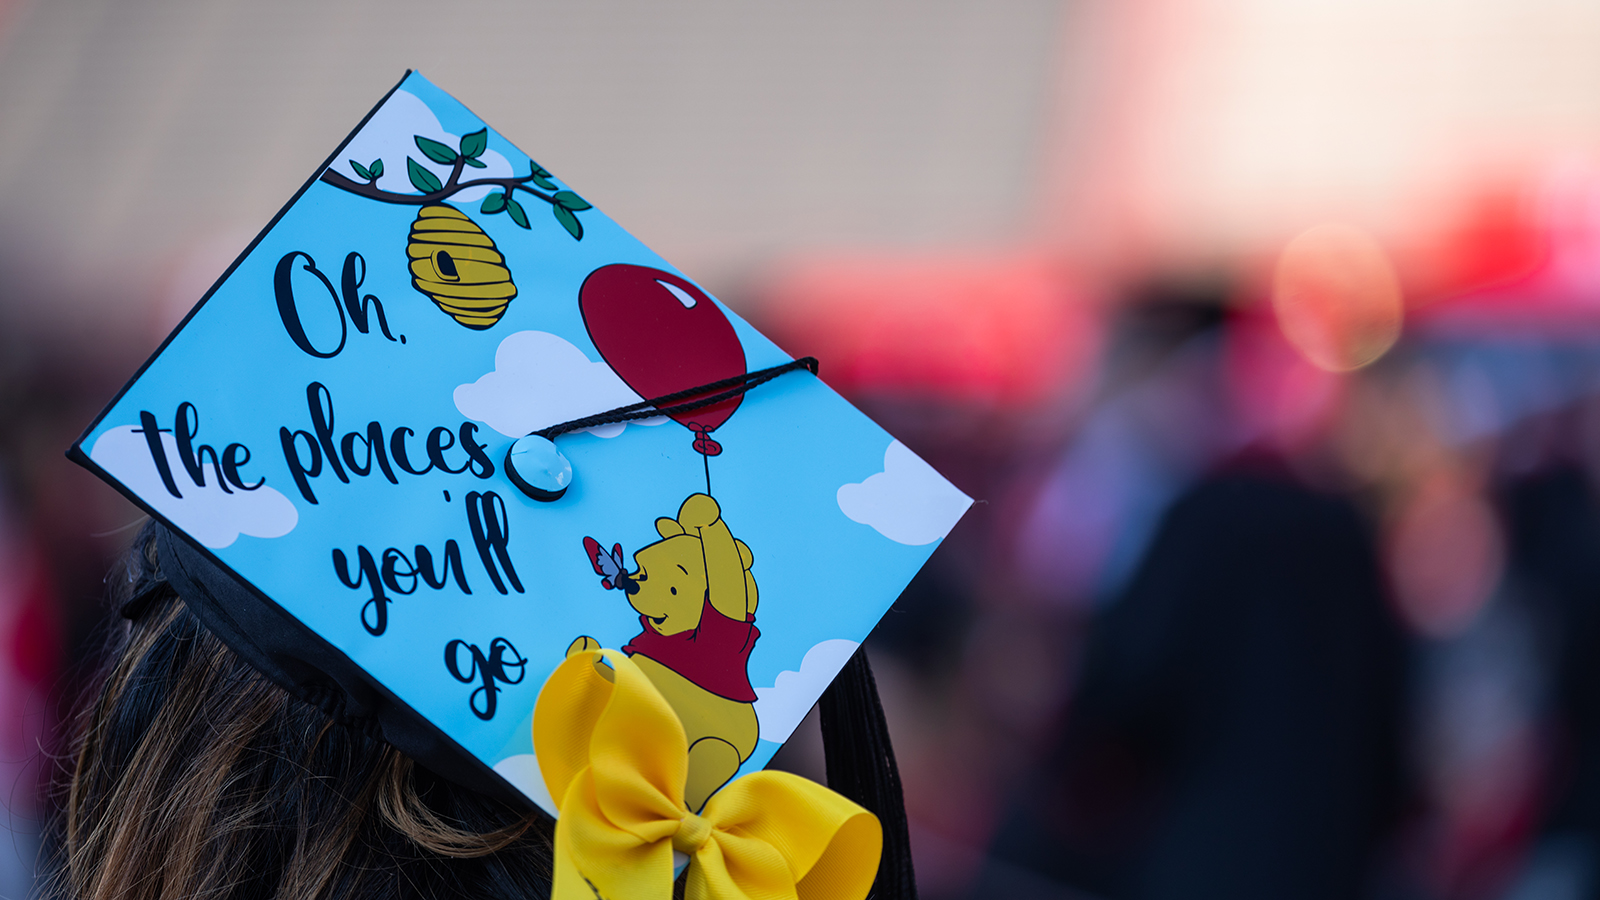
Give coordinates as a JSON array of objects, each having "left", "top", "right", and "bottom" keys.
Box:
[{"left": 534, "top": 649, "right": 883, "bottom": 900}]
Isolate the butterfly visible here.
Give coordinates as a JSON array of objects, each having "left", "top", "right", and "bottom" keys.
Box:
[{"left": 582, "top": 536, "right": 636, "bottom": 594}]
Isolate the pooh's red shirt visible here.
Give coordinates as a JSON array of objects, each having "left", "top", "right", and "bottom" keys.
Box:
[{"left": 622, "top": 596, "right": 760, "bottom": 702}]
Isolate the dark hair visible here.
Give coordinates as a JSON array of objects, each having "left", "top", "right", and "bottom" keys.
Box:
[{"left": 47, "top": 522, "right": 554, "bottom": 900}]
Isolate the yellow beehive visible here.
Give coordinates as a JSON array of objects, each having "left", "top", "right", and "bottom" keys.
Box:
[{"left": 407, "top": 204, "right": 517, "bottom": 330}]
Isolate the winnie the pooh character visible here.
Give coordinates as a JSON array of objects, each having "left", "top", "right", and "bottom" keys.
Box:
[{"left": 570, "top": 492, "right": 759, "bottom": 811}]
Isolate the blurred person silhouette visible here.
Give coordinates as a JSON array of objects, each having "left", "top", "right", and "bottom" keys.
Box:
[
  {"left": 1012, "top": 284, "right": 1240, "bottom": 612},
  {"left": 0, "top": 486, "right": 58, "bottom": 900},
  {"left": 1364, "top": 345, "right": 1600, "bottom": 900},
  {"left": 977, "top": 291, "right": 1407, "bottom": 900},
  {"left": 1493, "top": 397, "right": 1600, "bottom": 900}
]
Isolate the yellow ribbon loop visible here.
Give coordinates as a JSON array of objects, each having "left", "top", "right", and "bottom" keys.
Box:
[{"left": 534, "top": 649, "right": 883, "bottom": 900}]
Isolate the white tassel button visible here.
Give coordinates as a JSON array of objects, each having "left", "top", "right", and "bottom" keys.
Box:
[{"left": 504, "top": 435, "right": 572, "bottom": 502}]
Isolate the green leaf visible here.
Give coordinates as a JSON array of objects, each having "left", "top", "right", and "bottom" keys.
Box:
[
  {"left": 553, "top": 190, "right": 592, "bottom": 211},
  {"left": 414, "top": 136, "right": 458, "bottom": 165},
  {"left": 462, "top": 157, "right": 487, "bottom": 168},
  {"left": 459, "top": 128, "right": 488, "bottom": 159},
  {"left": 553, "top": 204, "right": 583, "bottom": 240},
  {"left": 350, "top": 159, "right": 372, "bottom": 180},
  {"left": 369, "top": 159, "right": 384, "bottom": 178},
  {"left": 481, "top": 192, "right": 507, "bottom": 214},
  {"left": 505, "top": 197, "right": 530, "bottom": 229},
  {"left": 527, "top": 162, "right": 558, "bottom": 190},
  {"left": 407, "top": 157, "right": 443, "bottom": 193}
]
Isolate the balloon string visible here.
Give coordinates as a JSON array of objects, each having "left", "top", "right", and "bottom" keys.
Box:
[{"left": 532, "top": 357, "right": 820, "bottom": 441}]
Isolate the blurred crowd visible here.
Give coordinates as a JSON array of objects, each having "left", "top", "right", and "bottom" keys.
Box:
[
  {"left": 841, "top": 282, "right": 1600, "bottom": 900},
  {"left": 8, "top": 1, "right": 1600, "bottom": 899}
]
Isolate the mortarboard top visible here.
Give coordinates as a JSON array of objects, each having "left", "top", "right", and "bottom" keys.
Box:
[{"left": 69, "top": 70, "right": 972, "bottom": 817}]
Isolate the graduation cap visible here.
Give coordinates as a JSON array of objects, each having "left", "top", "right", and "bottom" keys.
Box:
[{"left": 70, "top": 71, "right": 970, "bottom": 893}]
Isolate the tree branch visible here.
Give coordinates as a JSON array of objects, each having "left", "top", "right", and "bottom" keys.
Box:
[{"left": 320, "top": 168, "right": 557, "bottom": 207}]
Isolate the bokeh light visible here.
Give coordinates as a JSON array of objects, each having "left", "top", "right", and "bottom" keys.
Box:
[
  {"left": 1386, "top": 472, "right": 1505, "bottom": 640},
  {"left": 1272, "top": 223, "right": 1404, "bottom": 372}
]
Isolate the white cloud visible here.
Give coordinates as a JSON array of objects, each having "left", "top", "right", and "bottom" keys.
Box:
[
  {"left": 454, "top": 330, "right": 666, "bottom": 439},
  {"left": 90, "top": 425, "right": 298, "bottom": 549},
  {"left": 837, "top": 440, "right": 972, "bottom": 546},
  {"left": 338, "top": 89, "right": 515, "bottom": 204},
  {"left": 493, "top": 753, "right": 557, "bottom": 818},
  {"left": 754, "top": 639, "right": 860, "bottom": 738}
]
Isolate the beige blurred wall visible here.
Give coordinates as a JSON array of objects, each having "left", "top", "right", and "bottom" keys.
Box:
[
  {"left": 1045, "top": 0, "right": 1600, "bottom": 272},
  {"left": 0, "top": 0, "right": 1064, "bottom": 342}
]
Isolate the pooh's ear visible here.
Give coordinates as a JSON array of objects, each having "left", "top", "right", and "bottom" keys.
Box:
[
  {"left": 656, "top": 517, "right": 685, "bottom": 539},
  {"left": 734, "top": 539, "right": 755, "bottom": 570}
]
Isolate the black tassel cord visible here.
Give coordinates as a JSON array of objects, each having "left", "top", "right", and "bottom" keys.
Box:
[
  {"left": 820, "top": 649, "right": 919, "bottom": 900},
  {"left": 532, "top": 356, "right": 819, "bottom": 496},
  {"left": 533, "top": 357, "right": 820, "bottom": 441}
]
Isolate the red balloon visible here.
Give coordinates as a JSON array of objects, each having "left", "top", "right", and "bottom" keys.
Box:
[{"left": 579, "top": 264, "right": 748, "bottom": 445}]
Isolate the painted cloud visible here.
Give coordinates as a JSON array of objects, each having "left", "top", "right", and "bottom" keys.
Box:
[
  {"left": 338, "top": 89, "right": 515, "bottom": 205},
  {"left": 90, "top": 426, "right": 299, "bottom": 549},
  {"left": 454, "top": 330, "right": 666, "bottom": 439},
  {"left": 754, "top": 638, "right": 860, "bottom": 737},
  {"left": 837, "top": 439, "right": 972, "bottom": 546},
  {"left": 493, "top": 753, "right": 556, "bottom": 815}
]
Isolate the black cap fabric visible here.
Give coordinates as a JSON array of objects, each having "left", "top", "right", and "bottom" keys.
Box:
[{"left": 153, "top": 523, "right": 522, "bottom": 806}]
